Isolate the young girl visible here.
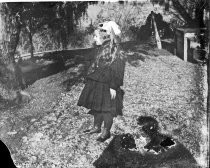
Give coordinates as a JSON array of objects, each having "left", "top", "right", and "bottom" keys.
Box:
[{"left": 77, "top": 21, "right": 125, "bottom": 142}]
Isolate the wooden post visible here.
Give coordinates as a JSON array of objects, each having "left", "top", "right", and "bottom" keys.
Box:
[
  {"left": 152, "top": 14, "right": 162, "bottom": 49},
  {"left": 183, "top": 33, "right": 188, "bottom": 61}
]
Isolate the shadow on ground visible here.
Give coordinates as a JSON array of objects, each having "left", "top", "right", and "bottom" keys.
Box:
[
  {"left": 94, "top": 134, "right": 200, "bottom": 168},
  {"left": 22, "top": 60, "right": 66, "bottom": 87},
  {"left": 19, "top": 40, "right": 205, "bottom": 90},
  {"left": 62, "top": 62, "right": 89, "bottom": 92},
  {"left": 0, "top": 96, "right": 17, "bottom": 111},
  {"left": 20, "top": 48, "right": 95, "bottom": 89},
  {"left": 19, "top": 41, "right": 175, "bottom": 89}
]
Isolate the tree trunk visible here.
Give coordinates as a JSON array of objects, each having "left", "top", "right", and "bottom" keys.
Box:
[
  {"left": 28, "top": 30, "right": 34, "bottom": 60},
  {"left": 9, "top": 22, "right": 21, "bottom": 64},
  {"left": 194, "top": 2, "right": 205, "bottom": 28},
  {"left": 165, "top": 0, "right": 169, "bottom": 11},
  {"left": 8, "top": 16, "right": 25, "bottom": 90},
  {"left": 152, "top": 13, "right": 162, "bottom": 49},
  {"left": 28, "top": 19, "right": 34, "bottom": 60},
  {"left": 61, "top": 28, "right": 67, "bottom": 50},
  {"left": 66, "top": 5, "right": 74, "bottom": 36}
]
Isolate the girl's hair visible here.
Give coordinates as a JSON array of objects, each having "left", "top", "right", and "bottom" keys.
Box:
[{"left": 95, "top": 27, "right": 123, "bottom": 67}]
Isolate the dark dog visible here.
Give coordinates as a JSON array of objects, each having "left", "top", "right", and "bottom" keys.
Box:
[
  {"left": 94, "top": 116, "right": 200, "bottom": 168},
  {"left": 137, "top": 116, "right": 175, "bottom": 153},
  {"left": 0, "top": 140, "right": 17, "bottom": 168},
  {"left": 120, "top": 133, "right": 136, "bottom": 150}
]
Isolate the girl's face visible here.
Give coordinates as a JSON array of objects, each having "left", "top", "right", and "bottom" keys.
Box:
[{"left": 93, "top": 29, "right": 110, "bottom": 46}]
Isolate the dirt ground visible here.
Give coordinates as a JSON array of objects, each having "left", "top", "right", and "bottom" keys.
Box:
[{"left": 0, "top": 43, "right": 208, "bottom": 168}]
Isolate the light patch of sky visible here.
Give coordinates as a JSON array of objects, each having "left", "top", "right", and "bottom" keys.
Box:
[
  {"left": 86, "top": 4, "right": 101, "bottom": 22},
  {"left": 80, "top": 4, "right": 104, "bottom": 28}
]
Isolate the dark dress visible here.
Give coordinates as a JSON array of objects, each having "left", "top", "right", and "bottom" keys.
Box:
[{"left": 77, "top": 42, "right": 125, "bottom": 117}]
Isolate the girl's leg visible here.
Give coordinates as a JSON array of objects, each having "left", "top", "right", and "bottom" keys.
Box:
[
  {"left": 97, "top": 112, "right": 113, "bottom": 142},
  {"left": 84, "top": 113, "right": 103, "bottom": 134}
]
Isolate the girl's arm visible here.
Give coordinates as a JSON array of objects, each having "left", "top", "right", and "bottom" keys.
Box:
[{"left": 109, "top": 55, "right": 125, "bottom": 90}]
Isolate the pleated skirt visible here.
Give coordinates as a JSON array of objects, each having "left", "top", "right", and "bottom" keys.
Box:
[{"left": 77, "top": 79, "right": 124, "bottom": 117}]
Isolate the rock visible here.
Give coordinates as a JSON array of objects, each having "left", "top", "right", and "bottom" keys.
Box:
[
  {"left": 30, "top": 119, "right": 36, "bottom": 122},
  {"left": 7, "top": 131, "right": 17, "bottom": 135},
  {"left": 41, "top": 120, "right": 47, "bottom": 125},
  {"left": 22, "top": 136, "right": 28, "bottom": 143},
  {"left": 31, "top": 156, "right": 37, "bottom": 163}
]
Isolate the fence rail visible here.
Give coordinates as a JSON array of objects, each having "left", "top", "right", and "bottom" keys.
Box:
[
  {"left": 17, "top": 47, "right": 94, "bottom": 60},
  {"left": 16, "top": 41, "right": 135, "bottom": 61}
]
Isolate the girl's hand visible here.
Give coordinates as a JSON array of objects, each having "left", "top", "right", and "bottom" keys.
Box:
[{"left": 110, "top": 88, "right": 116, "bottom": 99}]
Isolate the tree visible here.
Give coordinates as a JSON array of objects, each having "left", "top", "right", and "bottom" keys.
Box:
[
  {"left": 0, "top": 3, "right": 29, "bottom": 102},
  {"left": 0, "top": 3, "right": 23, "bottom": 73},
  {"left": 21, "top": 3, "right": 39, "bottom": 60},
  {"left": 150, "top": 0, "right": 208, "bottom": 27},
  {"left": 24, "top": 3, "right": 56, "bottom": 57},
  {"left": 171, "top": 0, "right": 207, "bottom": 27},
  {"left": 0, "top": 2, "right": 92, "bottom": 89},
  {"left": 2, "top": 3, "right": 23, "bottom": 63},
  {"left": 53, "top": 2, "right": 89, "bottom": 49}
]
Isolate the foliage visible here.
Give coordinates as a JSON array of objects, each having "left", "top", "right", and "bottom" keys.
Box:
[
  {"left": 130, "top": 11, "right": 174, "bottom": 41},
  {"left": 0, "top": 3, "right": 22, "bottom": 62},
  {"left": 0, "top": 2, "right": 93, "bottom": 55},
  {"left": 0, "top": 2, "right": 94, "bottom": 97},
  {"left": 1, "top": 1, "right": 209, "bottom": 55},
  {"left": 152, "top": 0, "right": 209, "bottom": 27},
  {"left": 93, "top": 2, "right": 149, "bottom": 42}
]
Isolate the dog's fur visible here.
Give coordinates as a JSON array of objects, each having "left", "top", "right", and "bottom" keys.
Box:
[
  {"left": 120, "top": 133, "right": 136, "bottom": 150},
  {"left": 137, "top": 116, "right": 175, "bottom": 153}
]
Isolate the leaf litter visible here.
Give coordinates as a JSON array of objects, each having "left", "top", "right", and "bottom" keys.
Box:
[{"left": 0, "top": 44, "right": 207, "bottom": 167}]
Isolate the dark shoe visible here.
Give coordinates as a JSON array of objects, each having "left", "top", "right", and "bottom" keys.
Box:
[
  {"left": 96, "top": 129, "right": 111, "bottom": 142},
  {"left": 84, "top": 113, "right": 103, "bottom": 134},
  {"left": 83, "top": 127, "right": 101, "bottom": 134}
]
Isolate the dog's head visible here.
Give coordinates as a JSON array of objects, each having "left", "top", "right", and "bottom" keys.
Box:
[
  {"left": 137, "top": 116, "right": 159, "bottom": 136},
  {"left": 120, "top": 133, "right": 136, "bottom": 150},
  {"left": 93, "top": 29, "right": 110, "bottom": 46},
  {"left": 94, "top": 21, "right": 121, "bottom": 46}
]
